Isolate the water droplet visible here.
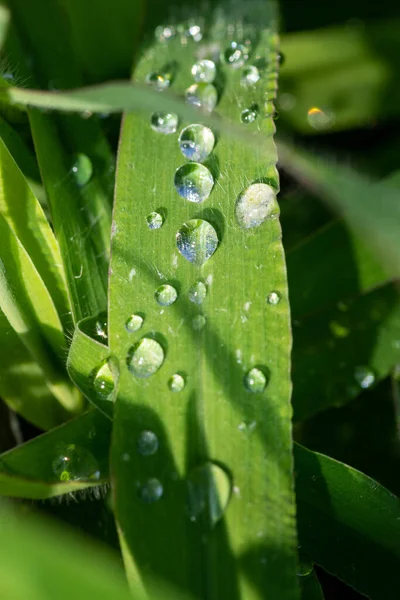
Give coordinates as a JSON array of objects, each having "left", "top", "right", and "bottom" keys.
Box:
[
  {"left": 174, "top": 163, "right": 214, "bottom": 203},
  {"left": 155, "top": 25, "right": 176, "bottom": 42},
  {"left": 185, "top": 83, "right": 218, "bottom": 113},
  {"left": 91, "top": 360, "right": 115, "bottom": 401},
  {"left": 188, "top": 281, "right": 207, "bottom": 305},
  {"left": 137, "top": 430, "right": 159, "bottom": 456},
  {"left": 139, "top": 478, "right": 163, "bottom": 503},
  {"left": 127, "top": 338, "right": 165, "bottom": 378},
  {"left": 187, "top": 462, "right": 232, "bottom": 528},
  {"left": 176, "top": 219, "right": 218, "bottom": 265},
  {"left": 297, "top": 554, "right": 313, "bottom": 577},
  {"left": 94, "top": 315, "right": 108, "bottom": 341},
  {"left": 241, "top": 65, "right": 260, "bottom": 87},
  {"left": 146, "top": 211, "right": 164, "bottom": 229},
  {"left": 223, "top": 41, "right": 250, "bottom": 68},
  {"left": 278, "top": 93, "right": 296, "bottom": 111},
  {"left": 125, "top": 314, "right": 144, "bottom": 332},
  {"left": 146, "top": 71, "right": 170, "bottom": 91},
  {"left": 52, "top": 444, "right": 100, "bottom": 481},
  {"left": 191, "top": 59, "right": 216, "bottom": 83},
  {"left": 329, "top": 320, "right": 350, "bottom": 338},
  {"left": 150, "top": 112, "right": 178, "bottom": 134},
  {"left": 71, "top": 153, "right": 93, "bottom": 187},
  {"left": 307, "top": 106, "right": 335, "bottom": 130},
  {"left": 236, "top": 183, "right": 278, "bottom": 229},
  {"left": 155, "top": 284, "right": 178, "bottom": 306},
  {"left": 267, "top": 291, "right": 281, "bottom": 305},
  {"left": 178, "top": 124, "right": 215, "bottom": 162},
  {"left": 192, "top": 315, "right": 206, "bottom": 331},
  {"left": 244, "top": 368, "right": 267, "bottom": 393},
  {"left": 168, "top": 373, "right": 185, "bottom": 392},
  {"left": 186, "top": 24, "right": 202, "bottom": 42},
  {"left": 240, "top": 107, "right": 257, "bottom": 124},
  {"left": 354, "top": 366, "right": 375, "bottom": 389}
]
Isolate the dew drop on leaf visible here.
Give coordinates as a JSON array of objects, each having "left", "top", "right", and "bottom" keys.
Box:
[
  {"left": 146, "top": 71, "right": 170, "bottom": 90},
  {"left": 125, "top": 314, "right": 144, "bottom": 332},
  {"left": 192, "top": 315, "right": 206, "bottom": 331},
  {"left": 155, "top": 284, "right": 178, "bottom": 306},
  {"left": 71, "top": 153, "right": 93, "bottom": 187},
  {"left": 94, "top": 314, "right": 108, "bottom": 342},
  {"left": 137, "top": 430, "right": 159, "bottom": 456},
  {"left": 52, "top": 444, "right": 100, "bottom": 481},
  {"left": 241, "top": 65, "right": 260, "bottom": 87},
  {"left": 185, "top": 83, "right": 218, "bottom": 113},
  {"left": 176, "top": 219, "right": 218, "bottom": 265},
  {"left": 178, "top": 124, "right": 215, "bottom": 162},
  {"left": 150, "top": 112, "right": 178, "bottom": 134},
  {"left": 187, "top": 462, "right": 232, "bottom": 529},
  {"left": 174, "top": 163, "right": 214, "bottom": 203},
  {"left": 91, "top": 359, "right": 116, "bottom": 401},
  {"left": 168, "top": 373, "right": 186, "bottom": 392},
  {"left": 127, "top": 338, "right": 165, "bottom": 378},
  {"left": 191, "top": 59, "right": 216, "bottom": 83},
  {"left": 139, "top": 478, "right": 164, "bottom": 503},
  {"left": 188, "top": 281, "right": 207, "bottom": 305},
  {"left": 235, "top": 183, "right": 278, "bottom": 229},
  {"left": 223, "top": 41, "right": 250, "bottom": 68},
  {"left": 146, "top": 211, "right": 164, "bottom": 229},
  {"left": 354, "top": 365, "right": 375, "bottom": 389},
  {"left": 155, "top": 25, "right": 176, "bottom": 42},
  {"left": 240, "top": 107, "right": 258, "bottom": 124},
  {"left": 185, "top": 24, "right": 202, "bottom": 42},
  {"left": 244, "top": 368, "right": 267, "bottom": 393},
  {"left": 267, "top": 291, "right": 281, "bottom": 305}
]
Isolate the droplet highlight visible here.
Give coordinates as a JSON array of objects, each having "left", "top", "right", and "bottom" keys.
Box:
[
  {"left": 150, "top": 112, "right": 178, "bottom": 134},
  {"left": 191, "top": 59, "right": 216, "bottom": 83},
  {"left": 127, "top": 338, "right": 165, "bottom": 378},
  {"left": 267, "top": 291, "right": 281, "bottom": 305},
  {"left": 137, "top": 430, "right": 159, "bottom": 456},
  {"left": 187, "top": 462, "right": 232, "bottom": 528},
  {"left": 146, "top": 211, "right": 164, "bottom": 230},
  {"left": 236, "top": 183, "right": 278, "bottom": 229},
  {"left": 146, "top": 71, "right": 170, "bottom": 91},
  {"left": 307, "top": 106, "right": 335, "bottom": 131},
  {"left": 178, "top": 124, "right": 215, "bottom": 163},
  {"left": 168, "top": 373, "right": 186, "bottom": 392},
  {"left": 155, "top": 284, "right": 178, "bottom": 306},
  {"left": 174, "top": 163, "right": 214, "bottom": 203},
  {"left": 125, "top": 314, "right": 144, "bottom": 333},
  {"left": 354, "top": 366, "right": 375, "bottom": 389},
  {"left": 52, "top": 444, "right": 100, "bottom": 481},
  {"left": 139, "top": 478, "right": 163, "bottom": 503},
  {"left": 185, "top": 83, "right": 218, "bottom": 113},
  {"left": 241, "top": 65, "right": 260, "bottom": 87},
  {"left": 176, "top": 219, "right": 218, "bottom": 265},
  {"left": 240, "top": 106, "right": 257, "bottom": 124},
  {"left": 91, "top": 359, "right": 115, "bottom": 401},
  {"left": 244, "top": 368, "right": 267, "bottom": 393},
  {"left": 72, "top": 153, "right": 93, "bottom": 187},
  {"left": 188, "top": 281, "right": 207, "bottom": 305},
  {"left": 223, "top": 41, "right": 250, "bottom": 68}
]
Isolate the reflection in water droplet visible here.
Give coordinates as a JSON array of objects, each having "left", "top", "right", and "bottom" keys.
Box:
[
  {"left": 146, "top": 72, "right": 170, "bottom": 90},
  {"left": 178, "top": 124, "right": 215, "bottom": 163},
  {"left": 192, "top": 315, "right": 206, "bottom": 331},
  {"left": 245, "top": 368, "right": 267, "bottom": 393},
  {"left": 150, "top": 112, "right": 178, "bottom": 134},
  {"left": 240, "top": 107, "right": 257, "bottom": 124},
  {"left": 139, "top": 478, "right": 163, "bottom": 503},
  {"left": 94, "top": 315, "right": 108, "bottom": 341},
  {"left": 155, "top": 25, "right": 176, "bottom": 42},
  {"left": 186, "top": 24, "right": 202, "bottom": 42},
  {"left": 354, "top": 366, "right": 375, "bottom": 389},
  {"left": 168, "top": 373, "right": 185, "bottom": 392},
  {"left": 137, "top": 430, "right": 159, "bottom": 456},
  {"left": 72, "top": 153, "right": 93, "bottom": 187},
  {"left": 92, "top": 360, "right": 115, "bottom": 401},
  {"left": 174, "top": 163, "right": 214, "bottom": 203},
  {"left": 307, "top": 106, "right": 335, "bottom": 131},
  {"left": 146, "top": 211, "right": 164, "bottom": 230},
  {"left": 241, "top": 65, "right": 260, "bottom": 87},
  {"left": 191, "top": 59, "right": 216, "bottom": 83},
  {"left": 52, "top": 444, "right": 100, "bottom": 481},
  {"left": 125, "top": 314, "right": 144, "bottom": 332},
  {"left": 188, "top": 281, "right": 207, "bottom": 305},
  {"left": 176, "top": 219, "right": 218, "bottom": 265},
  {"left": 187, "top": 462, "right": 232, "bottom": 528},
  {"left": 297, "top": 555, "right": 313, "bottom": 577},
  {"left": 155, "top": 284, "right": 178, "bottom": 306},
  {"left": 127, "top": 338, "right": 165, "bottom": 378},
  {"left": 236, "top": 183, "right": 278, "bottom": 229},
  {"left": 185, "top": 83, "right": 218, "bottom": 113},
  {"left": 223, "top": 41, "right": 250, "bottom": 68},
  {"left": 267, "top": 291, "right": 281, "bottom": 305}
]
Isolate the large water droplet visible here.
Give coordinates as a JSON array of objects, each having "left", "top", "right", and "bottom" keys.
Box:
[
  {"left": 192, "top": 315, "right": 206, "bottom": 331},
  {"left": 307, "top": 106, "right": 335, "bottom": 130},
  {"left": 137, "top": 430, "right": 159, "bottom": 456},
  {"left": 240, "top": 106, "right": 257, "bottom": 124},
  {"left": 168, "top": 373, "right": 185, "bottom": 392},
  {"left": 241, "top": 65, "right": 260, "bottom": 87},
  {"left": 155, "top": 284, "right": 178, "bottom": 306},
  {"left": 267, "top": 291, "right": 281, "bottom": 305},
  {"left": 146, "top": 71, "right": 170, "bottom": 90},
  {"left": 91, "top": 359, "right": 115, "bottom": 401},
  {"left": 72, "top": 153, "right": 93, "bottom": 187},
  {"left": 188, "top": 281, "right": 207, "bottom": 305},
  {"left": 187, "top": 462, "right": 232, "bottom": 528},
  {"left": 223, "top": 41, "right": 250, "bottom": 68},
  {"left": 191, "top": 59, "right": 216, "bottom": 83},
  {"left": 185, "top": 83, "right": 218, "bottom": 113},
  {"left": 125, "top": 314, "right": 144, "bottom": 332},
  {"left": 52, "top": 444, "right": 100, "bottom": 481},
  {"left": 235, "top": 183, "right": 278, "bottom": 229},
  {"left": 354, "top": 366, "right": 375, "bottom": 389},
  {"left": 146, "top": 211, "right": 164, "bottom": 229},
  {"left": 139, "top": 478, "right": 163, "bottom": 503},
  {"left": 176, "top": 219, "right": 218, "bottom": 265},
  {"left": 174, "top": 163, "right": 214, "bottom": 203},
  {"left": 244, "top": 368, "right": 267, "bottom": 393},
  {"left": 178, "top": 124, "right": 215, "bottom": 162},
  {"left": 150, "top": 112, "right": 178, "bottom": 134},
  {"left": 127, "top": 338, "right": 165, "bottom": 378}
]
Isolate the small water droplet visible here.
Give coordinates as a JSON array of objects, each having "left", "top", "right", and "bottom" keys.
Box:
[
  {"left": 191, "top": 59, "right": 216, "bottom": 83},
  {"left": 188, "top": 281, "right": 207, "bottom": 305},
  {"left": 185, "top": 83, "right": 218, "bottom": 113},
  {"left": 91, "top": 360, "right": 115, "bottom": 401},
  {"left": 127, "top": 338, "right": 165, "bottom": 378},
  {"left": 137, "top": 430, "right": 159, "bottom": 456},
  {"left": 307, "top": 106, "right": 335, "bottom": 130},
  {"left": 125, "top": 314, "right": 144, "bottom": 332},
  {"left": 146, "top": 71, "right": 170, "bottom": 91},
  {"left": 187, "top": 462, "right": 232, "bottom": 528},
  {"left": 174, "top": 163, "right": 214, "bottom": 203},
  {"left": 223, "top": 41, "right": 250, "bottom": 68},
  {"left": 52, "top": 444, "right": 100, "bottom": 481},
  {"left": 71, "top": 153, "right": 93, "bottom": 187},
  {"left": 150, "top": 112, "right": 178, "bottom": 134},
  {"left": 155, "top": 284, "right": 178, "bottom": 306},
  {"left": 178, "top": 124, "right": 215, "bottom": 163},
  {"left": 94, "top": 315, "right": 108, "bottom": 341},
  {"left": 186, "top": 24, "right": 202, "bottom": 42},
  {"left": 267, "top": 291, "right": 281, "bottom": 305},
  {"left": 354, "top": 366, "right": 375, "bottom": 389},
  {"left": 168, "top": 373, "right": 185, "bottom": 392},
  {"left": 155, "top": 25, "right": 176, "bottom": 42},
  {"left": 236, "top": 183, "right": 278, "bottom": 229},
  {"left": 240, "top": 106, "right": 258, "bottom": 124},
  {"left": 244, "top": 368, "right": 267, "bottom": 393},
  {"left": 192, "top": 315, "right": 206, "bottom": 331},
  {"left": 176, "top": 219, "right": 218, "bottom": 265},
  {"left": 241, "top": 65, "right": 260, "bottom": 87},
  {"left": 139, "top": 478, "right": 163, "bottom": 503},
  {"left": 146, "top": 211, "right": 164, "bottom": 229}
]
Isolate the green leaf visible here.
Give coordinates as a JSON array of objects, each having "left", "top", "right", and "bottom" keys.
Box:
[
  {"left": 295, "top": 443, "right": 400, "bottom": 600},
  {"left": 299, "top": 570, "right": 325, "bottom": 600},
  {"left": 0, "top": 5, "right": 9, "bottom": 52},
  {"left": 109, "top": 10, "right": 299, "bottom": 600}
]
